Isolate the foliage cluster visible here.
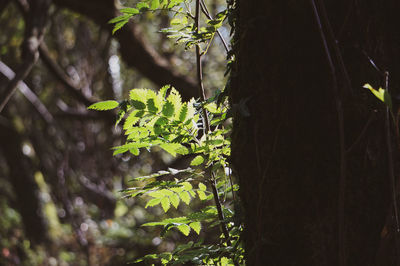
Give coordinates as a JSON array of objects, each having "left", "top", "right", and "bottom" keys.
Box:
[{"left": 89, "top": 0, "right": 243, "bottom": 264}]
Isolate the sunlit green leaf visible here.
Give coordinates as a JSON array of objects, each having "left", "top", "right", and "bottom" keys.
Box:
[
  {"left": 198, "top": 182, "right": 207, "bottom": 191},
  {"left": 170, "top": 193, "right": 180, "bottom": 209},
  {"left": 363, "top": 83, "right": 392, "bottom": 109},
  {"left": 120, "top": 8, "right": 139, "bottom": 15},
  {"left": 197, "top": 190, "right": 207, "bottom": 200},
  {"left": 189, "top": 222, "right": 201, "bottom": 234},
  {"left": 181, "top": 181, "right": 192, "bottom": 190},
  {"left": 123, "top": 110, "right": 142, "bottom": 130},
  {"left": 88, "top": 100, "right": 119, "bottom": 111},
  {"left": 190, "top": 155, "right": 204, "bottom": 166},
  {"left": 136, "top": 2, "right": 149, "bottom": 11},
  {"left": 145, "top": 198, "right": 162, "bottom": 208},
  {"left": 108, "top": 14, "right": 131, "bottom": 24},
  {"left": 161, "top": 197, "right": 171, "bottom": 212},
  {"left": 159, "top": 143, "right": 188, "bottom": 156},
  {"left": 150, "top": 0, "right": 160, "bottom": 9},
  {"left": 177, "top": 224, "right": 190, "bottom": 236},
  {"left": 179, "top": 191, "right": 191, "bottom": 205}
]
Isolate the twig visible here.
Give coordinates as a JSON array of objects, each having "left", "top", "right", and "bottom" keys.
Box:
[
  {"left": 317, "top": 0, "right": 353, "bottom": 95},
  {"left": 0, "top": 60, "right": 53, "bottom": 123},
  {"left": 0, "top": 47, "right": 38, "bottom": 112},
  {"left": 199, "top": 0, "right": 229, "bottom": 53},
  {"left": 14, "top": 0, "right": 96, "bottom": 106},
  {"left": 195, "top": 0, "right": 230, "bottom": 246},
  {"left": 0, "top": 0, "right": 51, "bottom": 112},
  {"left": 310, "top": 1, "right": 347, "bottom": 265},
  {"left": 39, "top": 43, "right": 95, "bottom": 106}
]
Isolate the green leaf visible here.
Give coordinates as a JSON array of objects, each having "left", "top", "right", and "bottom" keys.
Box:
[
  {"left": 88, "top": 100, "right": 119, "bottom": 111},
  {"left": 198, "top": 182, "right": 207, "bottom": 191},
  {"left": 161, "top": 197, "right": 171, "bottom": 212},
  {"left": 127, "top": 127, "right": 149, "bottom": 140},
  {"left": 159, "top": 143, "right": 188, "bottom": 156},
  {"left": 123, "top": 110, "right": 142, "bottom": 130},
  {"left": 170, "top": 193, "right": 180, "bottom": 208},
  {"left": 160, "top": 252, "right": 173, "bottom": 264},
  {"left": 181, "top": 181, "right": 192, "bottom": 190},
  {"left": 112, "top": 20, "right": 129, "bottom": 34},
  {"left": 171, "top": 17, "right": 184, "bottom": 26},
  {"left": 150, "top": 0, "right": 160, "bottom": 9},
  {"left": 141, "top": 221, "right": 165, "bottom": 227},
  {"left": 153, "top": 117, "right": 169, "bottom": 135},
  {"left": 133, "top": 253, "right": 157, "bottom": 263},
  {"left": 178, "top": 103, "right": 188, "bottom": 122},
  {"left": 131, "top": 100, "right": 146, "bottom": 110},
  {"left": 363, "top": 83, "right": 393, "bottom": 109},
  {"left": 189, "top": 222, "right": 201, "bottom": 234},
  {"left": 162, "top": 100, "right": 174, "bottom": 117},
  {"left": 190, "top": 155, "right": 204, "bottom": 166},
  {"left": 148, "top": 190, "right": 164, "bottom": 198},
  {"left": 120, "top": 8, "right": 139, "bottom": 15},
  {"left": 167, "top": 88, "right": 182, "bottom": 120},
  {"left": 115, "top": 109, "right": 126, "bottom": 126},
  {"left": 108, "top": 14, "right": 131, "bottom": 24},
  {"left": 145, "top": 198, "right": 162, "bottom": 208},
  {"left": 146, "top": 98, "right": 159, "bottom": 113},
  {"left": 204, "top": 102, "right": 219, "bottom": 114},
  {"left": 130, "top": 88, "right": 149, "bottom": 110},
  {"left": 197, "top": 190, "right": 207, "bottom": 200},
  {"left": 177, "top": 224, "right": 190, "bottom": 236},
  {"left": 136, "top": 2, "right": 149, "bottom": 11},
  {"left": 179, "top": 191, "right": 191, "bottom": 205},
  {"left": 129, "top": 147, "right": 140, "bottom": 156},
  {"left": 112, "top": 142, "right": 150, "bottom": 155},
  {"left": 158, "top": 85, "right": 170, "bottom": 99}
]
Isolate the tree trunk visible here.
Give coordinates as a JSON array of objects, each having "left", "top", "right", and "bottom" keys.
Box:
[
  {"left": 231, "top": 1, "right": 400, "bottom": 265},
  {"left": 0, "top": 118, "right": 48, "bottom": 244}
]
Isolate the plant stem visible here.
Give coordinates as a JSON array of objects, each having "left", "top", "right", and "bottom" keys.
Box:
[
  {"left": 195, "top": 0, "right": 230, "bottom": 245},
  {"left": 200, "top": 0, "right": 229, "bottom": 53}
]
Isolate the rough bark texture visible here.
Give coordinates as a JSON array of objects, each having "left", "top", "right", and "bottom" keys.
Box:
[{"left": 231, "top": 1, "right": 400, "bottom": 265}]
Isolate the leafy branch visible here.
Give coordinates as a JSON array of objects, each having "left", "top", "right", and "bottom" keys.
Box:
[{"left": 90, "top": 0, "right": 243, "bottom": 264}]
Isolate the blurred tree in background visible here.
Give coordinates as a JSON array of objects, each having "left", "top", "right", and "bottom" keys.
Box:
[{"left": 0, "top": 0, "right": 228, "bottom": 264}]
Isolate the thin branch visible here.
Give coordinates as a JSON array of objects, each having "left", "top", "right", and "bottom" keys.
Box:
[
  {"left": 195, "top": 0, "right": 230, "bottom": 247},
  {"left": 310, "top": 1, "right": 347, "bottom": 265},
  {"left": 0, "top": 60, "right": 53, "bottom": 123},
  {"left": 317, "top": 0, "right": 353, "bottom": 95},
  {"left": 195, "top": 0, "right": 210, "bottom": 134},
  {"left": 39, "top": 43, "right": 96, "bottom": 106},
  {"left": 200, "top": 0, "right": 229, "bottom": 53},
  {"left": 0, "top": 47, "right": 38, "bottom": 112},
  {"left": 0, "top": 0, "right": 51, "bottom": 113},
  {"left": 14, "top": 0, "right": 97, "bottom": 106}
]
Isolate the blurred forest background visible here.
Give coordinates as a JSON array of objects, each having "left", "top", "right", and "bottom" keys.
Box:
[{"left": 0, "top": 0, "right": 229, "bottom": 265}]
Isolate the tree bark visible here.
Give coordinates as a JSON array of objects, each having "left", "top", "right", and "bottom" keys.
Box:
[
  {"left": 0, "top": 118, "right": 49, "bottom": 244},
  {"left": 231, "top": 1, "right": 400, "bottom": 265}
]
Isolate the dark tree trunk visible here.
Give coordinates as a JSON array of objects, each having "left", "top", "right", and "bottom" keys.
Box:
[
  {"left": 231, "top": 1, "right": 400, "bottom": 265},
  {"left": 0, "top": 119, "right": 48, "bottom": 244}
]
